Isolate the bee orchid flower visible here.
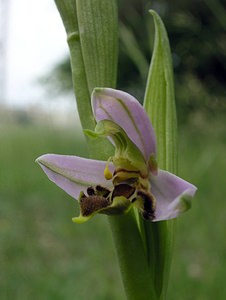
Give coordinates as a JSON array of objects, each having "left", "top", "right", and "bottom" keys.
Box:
[{"left": 36, "top": 88, "right": 197, "bottom": 223}]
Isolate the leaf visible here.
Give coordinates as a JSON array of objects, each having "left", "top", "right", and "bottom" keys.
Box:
[
  {"left": 144, "top": 10, "right": 177, "bottom": 173},
  {"left": 143, "top": 10, "right": 178, "bottom": 299}
]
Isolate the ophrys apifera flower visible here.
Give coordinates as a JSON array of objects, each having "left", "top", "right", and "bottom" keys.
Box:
[{"left": 36, "top": 88, "right": 197, "bottom": 223}]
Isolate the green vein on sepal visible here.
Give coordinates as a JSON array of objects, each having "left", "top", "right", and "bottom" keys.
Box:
[{"left": 36, "top": 158, "right": 95, "bottom": 187}]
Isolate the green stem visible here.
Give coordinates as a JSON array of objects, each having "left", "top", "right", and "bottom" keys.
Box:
[
  {"left": 54, "top": 0, "right": 96, "bottom": 151},
  {"left": 109, "top": 210, "right": 157, "bottom": 300},
  {"left": 144, "top": 221, "right": 175, "bottom": 300}
]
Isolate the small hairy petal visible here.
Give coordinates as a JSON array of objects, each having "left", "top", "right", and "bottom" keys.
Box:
[
  {"left": 151, "top": 170, "right": 197, "bottom": 221},
  {"left": 92, "top": 88, "right": 156, "bottom": 160},
  {"left": 36, "top": 154, "right": 114, "bottom": 200}
]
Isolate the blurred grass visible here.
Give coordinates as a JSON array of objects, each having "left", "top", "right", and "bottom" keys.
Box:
[
  {"left": 168, "top": 116, "right": 226, "bottom": 300},
  {"left": 0, "top": 117, "right": 226, "bottom": 299}
]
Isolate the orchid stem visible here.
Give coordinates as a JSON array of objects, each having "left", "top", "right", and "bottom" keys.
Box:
[{"left": 109, "top": 211, "right": 157, "bottom": 300}]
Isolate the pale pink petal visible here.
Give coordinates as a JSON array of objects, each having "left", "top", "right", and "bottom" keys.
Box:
[
  {"left": 92, "top": 88, "right": 156, "bottom": 160},
  {"left": 151, "top": 170, "right": 197, "bottom": 221},
  {"left": 36, "top": 154, "right": 114, "bottom": 200}
]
